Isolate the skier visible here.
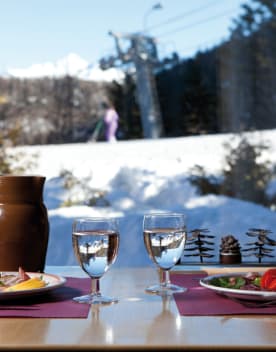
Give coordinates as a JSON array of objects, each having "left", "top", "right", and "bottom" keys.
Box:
[{"left": 101, "top": 101, "right": 119, "bottom": 142}]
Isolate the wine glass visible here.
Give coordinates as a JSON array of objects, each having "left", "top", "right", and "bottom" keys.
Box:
[
  {"left": 72, "top": 217, "right": 120, "bottom": 305},
  {"left": 143, "top": 212, "right": 187, "bottom": 296}
]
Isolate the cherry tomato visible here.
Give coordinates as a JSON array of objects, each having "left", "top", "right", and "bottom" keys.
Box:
[
  {"left": 267, "top": 278, "right": 276, "bottom": 291},
  {"left": 261, "top": 269, "right": 276, "bottom": 289}
]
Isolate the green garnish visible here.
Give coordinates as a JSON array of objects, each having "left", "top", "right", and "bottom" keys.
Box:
[
  {"left": 209, "top": 276, "right": 246, "bottom": 289},
  {"left": 253, "top": 277, "right": 261, "bottom": 287}
]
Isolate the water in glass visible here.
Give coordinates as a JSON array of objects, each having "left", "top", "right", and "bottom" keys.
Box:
[
  {"left": 72, "top": 217, "right": 119, "bottom": 305},
  {"left": 143, "top": 213, "right": 187, "bottom": 295}
]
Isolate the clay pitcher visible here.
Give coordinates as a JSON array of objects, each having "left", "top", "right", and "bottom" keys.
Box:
[{"left": 0, "top": 175, "right": 49, "bottom": 272}]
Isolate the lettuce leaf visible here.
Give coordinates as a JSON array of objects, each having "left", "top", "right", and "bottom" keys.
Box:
[{"left": 209, "top": 276, "right": 246, "bottom": 289}]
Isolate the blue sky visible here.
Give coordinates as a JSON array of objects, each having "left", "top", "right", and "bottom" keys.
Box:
[{"left": 0, "top": 0, "right": 245, "bottom": 73}]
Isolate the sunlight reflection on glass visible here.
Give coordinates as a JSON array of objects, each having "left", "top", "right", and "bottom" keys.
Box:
[{"left": 146, "top": 295, "right": 183, "bottom": 344}]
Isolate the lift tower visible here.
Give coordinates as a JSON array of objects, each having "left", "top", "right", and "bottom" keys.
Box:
[{"left": 101, "top": 31, "right": 164, "bottom": 139}]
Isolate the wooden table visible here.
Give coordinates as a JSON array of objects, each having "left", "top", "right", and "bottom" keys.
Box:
[{"left": 0, "top": 265, "right": 275, "bottom": 351}]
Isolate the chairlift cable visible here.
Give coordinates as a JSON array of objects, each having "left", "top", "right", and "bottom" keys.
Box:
[
  {"left": 146, "top": 0, "right": 221, "bottom": 32},
  {"left": 156, "top": 7, "right": 238, "bottom": 38}
]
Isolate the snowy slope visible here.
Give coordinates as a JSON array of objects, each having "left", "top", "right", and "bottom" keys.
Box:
[{"left": 13, "top": 130, "right": 276, "bottom": 268}]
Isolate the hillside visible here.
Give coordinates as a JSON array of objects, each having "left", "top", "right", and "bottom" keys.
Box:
[{"left": 11, "top": 130, "right": 276, "bottom": 267}]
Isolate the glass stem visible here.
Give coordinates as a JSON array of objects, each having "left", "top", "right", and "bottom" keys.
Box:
[
  {"left": 159, "top": 268, "right": 170, "bottom": 287},
  {"left": 91, "top": 278, "right": 101, "bottom": 296},
  {"left": 161, "top": 294, "right": 171, "bottom": 312}
]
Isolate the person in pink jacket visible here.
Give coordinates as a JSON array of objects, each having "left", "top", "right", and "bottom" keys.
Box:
[{"left": 102, "top": 101, "right": 119, "bottom": 142}]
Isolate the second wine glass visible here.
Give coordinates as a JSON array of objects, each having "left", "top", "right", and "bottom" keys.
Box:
[
  {"left": 143, "top": 212, "right": 187, "bottom": 296},
  {"left": 72, "top": 217, "right": 120, "bottom": 305}
]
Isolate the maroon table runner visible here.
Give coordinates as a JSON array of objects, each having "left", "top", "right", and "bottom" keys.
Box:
[
  {"left": 2, "top": 273, "right": 275, "bottom": 318},
  {"left": 0, "top": 277, "right": 91, "bottom": 318},
  {"left": 170, "top": 272, "right": 276, "bottom": 316}
]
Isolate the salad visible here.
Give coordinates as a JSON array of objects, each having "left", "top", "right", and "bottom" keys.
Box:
[{"left": 208, "top": 268, "right": 276, "bottom": 292}]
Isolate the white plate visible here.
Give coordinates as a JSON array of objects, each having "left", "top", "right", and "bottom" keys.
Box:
[
  {"left": 0, "top": 272, "right": 66, "bottom": 300},
  {"left": 200, "top": 272, "right": 276, "bottom": 301}
]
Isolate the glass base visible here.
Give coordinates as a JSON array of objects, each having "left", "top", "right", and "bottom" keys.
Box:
[
  {"left": 73, "top": 293, "right": 119, "bottom": 305},
  {"left": 145, "top": 283, "right": 187, "bottom": 296}
]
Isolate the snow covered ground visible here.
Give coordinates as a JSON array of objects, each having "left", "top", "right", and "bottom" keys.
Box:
[{"left": 13, "top": 129, "right": 276, "bottom": 268}]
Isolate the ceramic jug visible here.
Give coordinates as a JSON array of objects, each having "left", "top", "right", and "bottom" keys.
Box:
[{"left": 0, "top": 175, "right": 49, "bottom": 272}]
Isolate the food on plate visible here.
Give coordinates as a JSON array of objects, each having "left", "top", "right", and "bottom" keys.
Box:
[
  {"left": 0, "top": 266, "right": 47, "bottom": 292},
  {"left": 260, "top": 268, "right": 276, "bottom": 290},
  {"left": 3, "top": 277, "right": 46, "bottom": 292},
  {"left": 208, "top": 269, "right": 276, "bottom": 292}
]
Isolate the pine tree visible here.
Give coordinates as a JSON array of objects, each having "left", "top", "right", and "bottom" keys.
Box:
[
  {"left": 184, "top": 229, "right": 215, "bottom": 263},
  {"left": 242, "top": 228, "right": 276, "bottom": 263}
]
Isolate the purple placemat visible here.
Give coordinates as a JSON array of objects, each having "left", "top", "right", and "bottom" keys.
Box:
[
  {"left": 170, "top": 273, "right": 276, "bottom": 316},
  {"left": 0, "top": 277, "right": 91, "bottom": 318}
]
